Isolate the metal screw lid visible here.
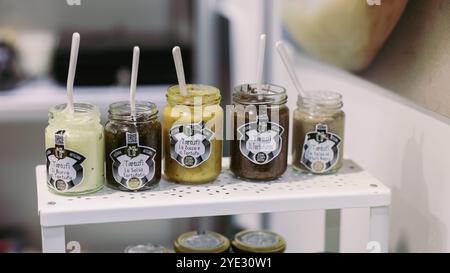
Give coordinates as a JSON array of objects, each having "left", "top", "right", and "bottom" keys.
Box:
[
  {"left": 174, "top": 230, "right": 230, "bottom": 253},
  {"left": 232, "top": 230, "right": 286, "bottom": 253}
]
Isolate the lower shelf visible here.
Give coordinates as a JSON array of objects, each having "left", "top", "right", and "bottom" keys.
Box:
[{"left": 36, "top": 159, "right": 390, "bottom": 227}]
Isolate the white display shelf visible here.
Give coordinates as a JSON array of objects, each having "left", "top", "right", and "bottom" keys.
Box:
[{"left": 36, "top": 159, "right": 391, "bottom": 253}]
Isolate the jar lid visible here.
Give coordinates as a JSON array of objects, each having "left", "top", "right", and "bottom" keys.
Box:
[
  {"left": 298, "top": 90, "right": 343, "bottom": 110},
  {"left": 233, "top": 83, "right": 287, "bottom": 105},
  {"left": 167, "top": 84, "right": 221, "bottom": 106},
  {"left": 108, "top": 100, "right": 158, "bottom": 122},
  {"left": 124, "top": 243, "right": 173, "bottom": 253},
  {"left": 232, "top": 230, "right": 286, "bottom": 253},
  {"left": 174, "top": 231, "right": 230, "bottom": 253}
]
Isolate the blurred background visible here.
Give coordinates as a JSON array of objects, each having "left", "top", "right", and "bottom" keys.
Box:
[{"left": 1, "top": 0, "right": 450, "bottom": 253}]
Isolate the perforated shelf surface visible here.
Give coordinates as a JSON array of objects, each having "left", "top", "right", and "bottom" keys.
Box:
[{"left": 36, "top": 159, "right": 390, "bottom": 227}]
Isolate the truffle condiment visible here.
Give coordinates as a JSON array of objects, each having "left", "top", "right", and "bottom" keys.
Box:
[
  {"left": 45, "top": 103, "right": 105, "bottom": 195},
  {"left": 230, "top": 84, "right": 289, "bottom": 180},
  {"left": 292, "top": 91, "right": 345, "bottom": 174},
  {"left": 163, "top": 84, "right": 223, "bottom": 184},
  {"left": 105, "top": 101, "right": 161, "bottom": 191}
]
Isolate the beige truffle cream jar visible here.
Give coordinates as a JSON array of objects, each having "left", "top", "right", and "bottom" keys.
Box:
[
  {"left": 292, "top": 91, "right": 345, "bottom": 174},
  {"left": 45, "top": 103, "right": 105, "bottom": 195},
  {"left": 163, "top": 84, "right": 223, "bottom": 184}
]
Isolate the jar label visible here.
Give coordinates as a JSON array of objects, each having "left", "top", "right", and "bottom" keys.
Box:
[
  {"left": 169, "top": 122, "right": 214, "bottom": 168},
  {"left": 238, "top": 114, "right": 284, "bottom": 165},
  {"left": 110, "top": 132, "right": 156, "bottom": 190},
  {"left": 301, "top": 124, "right": 341, "bottom": 173},
  {"left": 46, "top": 130, "right": 86, "bottom": 192}
]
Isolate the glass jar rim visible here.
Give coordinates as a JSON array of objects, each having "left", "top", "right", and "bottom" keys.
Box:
[
  {"left": 167, "top": 84, "right": 221, "bottom": 106},
  {"left": 297, "top": 90, "right": 343, "bottom": 110},
  {"left": 108, "top": 100, "right": 158, "bottom": 122},
  {"left": 49, "top": 102, "right": 99, "bottom": 114},
  {"left": 233, "top": 83, "right": 287, "bottom": 105},
  {"left": 48, "top": 103, "right": 100, "bottom": 123}
]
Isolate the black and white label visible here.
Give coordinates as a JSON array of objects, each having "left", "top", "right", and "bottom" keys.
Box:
[
  {"left": 301, "top": 124, "right": 341, "bottom": 173},
  {"left": 110, "top": 132, "right": 156, "bottom": 190},
  {"left": 238, "top": 114, "right": 284, "bottom": 165},
  {"left": 46, "top": 130, "right": 86, "bottom": 192},
  {"left": 169, "top": 122, "right": 214, "bottom": 168}
]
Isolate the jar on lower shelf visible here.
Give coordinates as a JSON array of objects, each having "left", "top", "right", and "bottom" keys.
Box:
[
  {"left": 105, "top": 101, "right": 161, "bottom": 191},
  {"left": 174, "top": 231, "right": 230, "bottom": 253},
  {"left": 45, "top": 103, "right": 104, "bottom": 195},
  {"left": 231, "top": 230, "right": 286, "bottom": 253},
  {"left": 292, "top": 91, "right": 345, "bottom": 174},
  {"left": 230, "top": 83, "right": 289, "bottom": 180}
]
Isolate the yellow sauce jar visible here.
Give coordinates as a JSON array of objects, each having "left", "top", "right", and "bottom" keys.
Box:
[{"left": 163, "top": 84, "right": 223, "bottom": 184}]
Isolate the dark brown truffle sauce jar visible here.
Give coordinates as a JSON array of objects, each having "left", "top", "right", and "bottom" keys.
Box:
[
  {"left": 105, "top": 101, "right": 162, "bottom": 191},
  {"left": 230, "top": 83, "right": 289, "bottom": 180}
]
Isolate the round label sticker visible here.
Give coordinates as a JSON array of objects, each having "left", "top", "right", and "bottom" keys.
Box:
[
  {"left": 46, "top": 130, "right": 86, "bottom": 192},
  {"left": 238, "top": 115, "right": 284, "bottom": 165},
  {"left": 169, "top": 122, "right": 214, "bottom": 168},
  {"left": 300, "top": 124, "right": 341, "bottom": 173},
  {"left": 110, "top": 132, "right": 157, "bottom": 190}
]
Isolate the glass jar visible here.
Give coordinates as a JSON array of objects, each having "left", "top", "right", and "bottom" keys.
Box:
[
  {"left": 174, "top": 231, "right": 230, "bottom": 253},
  {"left": 292, "top": 91, "right": 345, "bottom": 174},
  {"left": 230, "top": 84, "right": 289, "bottom": 180},
  {"left": 163, "top": 84, "right": 223, "bottom": 184},
  {"left": 105, "top": 101, "right": 161, "bottom": 191},
  {"left": 231, "top": 230, "right": 286, "bottom": 253},
  {"left": 45, "top": 103, "right": 104, "bottom": 195}
]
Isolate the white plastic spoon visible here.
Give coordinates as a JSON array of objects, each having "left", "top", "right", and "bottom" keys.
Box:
[
  {"left": 275, "top": 41, "right": 305, "bottom": 96},
  {"left": 256, "top": 34, "right": 267, "bottom": 95},
  {"left": 172, "top": 46, "right": 188, "bottom": 96},
  {"left": 129, "top": 46, "right": 140, "bottom": 118},
  {"left": 66, "top": 32, "right": 80, "bottom": 114}
]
